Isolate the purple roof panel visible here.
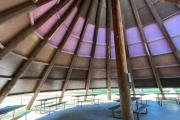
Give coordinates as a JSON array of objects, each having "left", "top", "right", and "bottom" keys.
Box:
[
  {"left": 128, "top": 43, "right": 146, "bottom": 57},
  {"left": 144, "top": 23, "right": 164, "bottom": 42},
  {"left": 164, "top": 14, "right": 180, "bottom": 50},
  {"left": 30, "top": 1, "right": 180, "bottom": 58},
  {"left": 64, "top": 7, "right": 78, "bottom": 27},
  {"left": 63, "top": 35, "right": 79, "bottom": 53},
  {"left": 83, "top": 24, "right": 95, "bottom": 42},
  {"left": 78, "top": 42, "right": 92, "bottom": 57},
  {"left": 44, "top": 7, "right": 78, "bottom": 46},
  {"left": 57, "top": 0, "right": 74, "bottom": 17},
  {"left": 97, "top": 28, "right": 106, "bottom": 44},
  {"left": 111, "top": 31, "right": 114, "bottom": 46},
  {"left": 148, "top": 39, "right": 171, "bottom": 55},
  {"left": 36, "top": 14, "right": 59, "bottom": 38},
  {"left": 72, "top": 17, "right": 85, "bottom": 36},
  {"left": 164, "top": 14, "right": 180, "bottom": 37},
  {"left": 126, "top": 27, "right": 142, "bottom": 45},
  {"left": 173, "top": 36, "right": 180, "bottom": 51},
  {"left": 95, "top": 45, "right": 106, "bottom": 58},
  {"left": 111, "top": 47, "right": 116, "bottom": 59},
  {"left": 33, "top": 0, "right": 74, "bottom": 38}
]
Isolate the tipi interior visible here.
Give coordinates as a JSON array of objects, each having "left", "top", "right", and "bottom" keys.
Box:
[{"left": 0, "top": 0, "right": 180, "bottom": 120}]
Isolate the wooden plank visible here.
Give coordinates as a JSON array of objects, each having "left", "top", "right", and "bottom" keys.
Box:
[
  {"left": 145, "top": 0, "right": 180, "bottom": 64},
  {"left": 106, "top": 0, "right": 112, "bottom": 100},
  {"left": 129, "top": 0, "right": 165, "bottom": 98},
  {"left": 111, "top": 0, "right": 134, "bottom": 119},
  {"left": 85, "top": 0, "right": 103, "bottom": 97},
  {"left": 26, "top": 0, "right": 84, "bottom": 110},
  {"left": 0, "top": 1, "right": 77, "bottom": 104},
  {"left": 59, "top": 0, "right": 94, "bottom": 101}
]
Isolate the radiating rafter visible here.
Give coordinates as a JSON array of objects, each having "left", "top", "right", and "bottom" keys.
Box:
[
  {"left": 85, "top": 0, "right": 103, "bottom": 97},
  {"left": 106, "top": 0, "right": 112, "bottom": 100},
  {"left": 26, "top": 0, "right": 86, "bottom": 109}
]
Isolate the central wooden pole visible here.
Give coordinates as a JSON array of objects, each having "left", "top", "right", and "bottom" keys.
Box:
[{"left": 111, "top": 0, "right": 134, "bottom": 120}]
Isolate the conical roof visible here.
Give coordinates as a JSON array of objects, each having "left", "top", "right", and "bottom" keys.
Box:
[{"left": 0, "top": 0, "right": 179, "bottom": 103}]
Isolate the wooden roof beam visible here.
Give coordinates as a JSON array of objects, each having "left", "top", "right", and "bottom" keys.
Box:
[
  {"left": 85, "top": 0, "right": 103, "bottom": 98},
  {"left": 129, "top": 0, "right": 165, "bottom": 98},
  {"left": 26, "top": 0, "right": 84, "bottom": 110},
  {"left": 106, "top": 0, "right": 112, "bottom": 100}
]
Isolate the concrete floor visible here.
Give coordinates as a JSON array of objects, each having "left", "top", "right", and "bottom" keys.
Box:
[{"left": 35, "top": 101, "right": 180, "bottom": 120}]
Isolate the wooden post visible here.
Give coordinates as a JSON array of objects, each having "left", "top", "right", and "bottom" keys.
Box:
[
  {"left": 129, "top": 0, "right": 165, "bottom": 99},
  {"left": 106, "top": 0, "right": 112, "bottom": 100},
  {"left": 111, "top": 0, "right": 134, "bottom": 120}
]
